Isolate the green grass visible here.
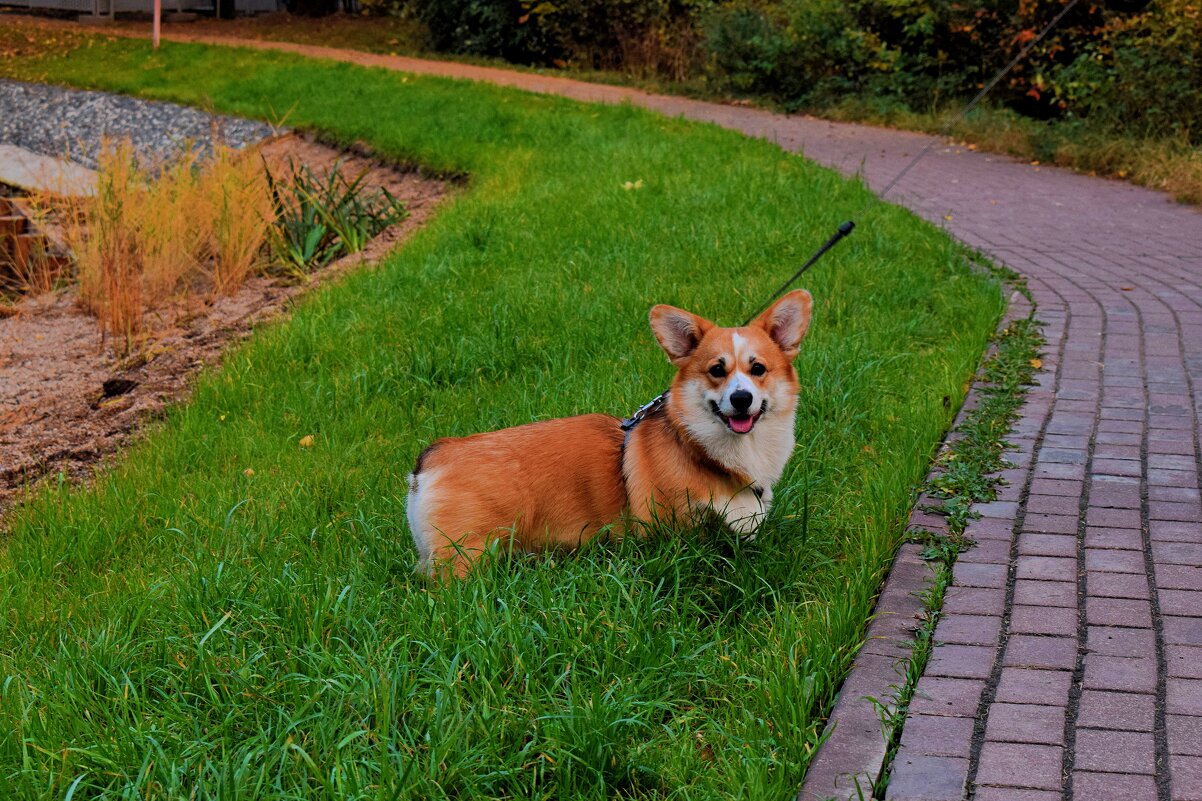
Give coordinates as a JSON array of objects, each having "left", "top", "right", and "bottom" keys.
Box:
[{"left": 0, "top": 32, "right": 1005, "bottom": 799}]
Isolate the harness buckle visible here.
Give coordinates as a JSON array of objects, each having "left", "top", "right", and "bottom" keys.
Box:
[{"left": 620, "top": 391, "right": 668, "bottom": 431}]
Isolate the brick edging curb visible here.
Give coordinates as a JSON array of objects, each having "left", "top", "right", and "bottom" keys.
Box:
[{"left": 799, "top": 286, "right": 1034, "bottom": 801}]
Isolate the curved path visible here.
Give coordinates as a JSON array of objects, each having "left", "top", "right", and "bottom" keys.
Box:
[{"left": 33, "top": 22, "right": 1202, "bottom": 800}]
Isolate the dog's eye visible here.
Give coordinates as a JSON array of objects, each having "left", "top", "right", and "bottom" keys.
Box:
[
  {"left": 750, "top": 363, "right": 767, "bottom": 376},
  {"left": 708, "top": 364, "right": 727, "bottom": 379}
]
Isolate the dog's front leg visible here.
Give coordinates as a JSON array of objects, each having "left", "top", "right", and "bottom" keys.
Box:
[{"left": 713, "top": 486, "right": 771, "bottom": 540}]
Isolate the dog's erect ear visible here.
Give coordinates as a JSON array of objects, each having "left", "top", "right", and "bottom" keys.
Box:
[
  {"left": 650, "top": 305, "right": 713, "bottom": 364},
  {"left": 752, "top": 289, "right": 812, "bottom": 359}
]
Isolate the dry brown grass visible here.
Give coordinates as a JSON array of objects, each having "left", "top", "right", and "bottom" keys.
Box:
[
  {"left": 52, "top": 141, "right": 277, "bottom": 349},
  {"left": 203, "top": 147, "right": 276, "bottom": 295}
]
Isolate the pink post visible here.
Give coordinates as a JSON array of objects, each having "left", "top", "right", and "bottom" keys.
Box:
[{"left": 153, "top": 0, "right": 161, "bottom": 50}]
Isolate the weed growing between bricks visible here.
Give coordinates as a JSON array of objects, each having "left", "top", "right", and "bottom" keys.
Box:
[{"left": 872, "top": 293, "right": 1044, "bottom": 799}]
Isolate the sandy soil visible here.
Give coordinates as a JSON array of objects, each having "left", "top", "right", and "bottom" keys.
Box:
[{"left": 0, "top": 134, "right": 452, "bottom": 516}]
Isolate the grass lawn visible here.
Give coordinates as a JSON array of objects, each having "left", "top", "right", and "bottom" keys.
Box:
[{"left": 0, "top": 32, "right": 1005, "bottom": 799}]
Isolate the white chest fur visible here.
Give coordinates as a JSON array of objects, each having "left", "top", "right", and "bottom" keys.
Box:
[{"left": 683, "top": 407, "right": 797, "bottom": 536}]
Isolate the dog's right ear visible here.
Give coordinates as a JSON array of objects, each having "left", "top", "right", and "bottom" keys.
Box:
[{"left": 650, "top": 305, "right": 713, "bottom": 364}]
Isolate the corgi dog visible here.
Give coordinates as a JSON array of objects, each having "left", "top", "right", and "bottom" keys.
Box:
[{"left": 406, "top": 289, "right": 812, "bottom": 577}]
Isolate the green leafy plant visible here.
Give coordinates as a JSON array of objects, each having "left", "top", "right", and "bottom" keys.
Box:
[{"left": 266, "top": 159, "right": 407, "bottom": 276}]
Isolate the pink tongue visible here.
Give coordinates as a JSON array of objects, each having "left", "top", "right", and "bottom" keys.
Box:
[{"left": 729, "top": 415, "right": 755, "bottom": 434}]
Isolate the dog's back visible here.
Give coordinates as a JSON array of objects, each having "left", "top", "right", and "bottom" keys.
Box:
[{"left": 407, "top": 413, "right": 626, "bottom": 576}]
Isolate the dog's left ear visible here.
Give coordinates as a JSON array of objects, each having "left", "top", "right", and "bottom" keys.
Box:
[{"left": 753, "top": 289, "right": 813, "bottom": 359}]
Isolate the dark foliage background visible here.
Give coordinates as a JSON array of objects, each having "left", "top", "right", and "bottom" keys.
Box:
[{"left": 358, "top": 0, "right": 1202, "bottom": 143}]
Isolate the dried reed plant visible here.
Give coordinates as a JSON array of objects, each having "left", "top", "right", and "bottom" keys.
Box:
[
  {"left": 203, "top": 147, "right": 275, "bottom": 296},
  {"left": 53, "top": 140, "right": 278, "bottom": 350},
  {"left": 139, "top": 150, "right": 208, "bottom": 305},
  {"left": 62, "top": 141, "right": 146, "bottom": 348}
]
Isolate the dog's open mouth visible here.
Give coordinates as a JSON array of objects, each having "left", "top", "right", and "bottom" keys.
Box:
[{"left": 711, "top": 400, "right": 767, "bottom": 434}]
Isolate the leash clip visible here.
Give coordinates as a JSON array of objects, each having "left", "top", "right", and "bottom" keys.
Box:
[{"left": 621, "top": 391, "right": 668, "bottom": 431}]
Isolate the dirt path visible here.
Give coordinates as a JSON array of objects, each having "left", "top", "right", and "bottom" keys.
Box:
[{"left": 11, "top": 20, "right": 1202, "bottom": 800}]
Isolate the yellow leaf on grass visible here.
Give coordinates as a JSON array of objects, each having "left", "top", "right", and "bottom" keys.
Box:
[
  {"left": 1030, "top": 358, "right": 1043, "bottom": 369},
  {"left": 299, "top": 435, "right": 315, "bottom": 448}
]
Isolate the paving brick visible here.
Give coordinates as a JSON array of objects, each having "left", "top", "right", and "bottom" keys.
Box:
[
  {"left": 935, "top": 614, "right": 1002, "bottom": 647},
  {"left": 1013, "top": 579, "right": 1077, "bottom": 608},
  {"left": 1025, "top": 494, "right": 1082, "bottom": 516},
  {"left": 964, "top": 517, "right": 1017, "bottom": 542},
  {"left": 975, "top": 742, "right": 1063, "bottom": 791},
  {"left": 1153, "top": 541, "right": 1202, "bottom": 566},
  {"left": 1004, "top": 635, "right": 1077, "bottom": 670},
  {"left": 1091, "top": 458, "right": 1142, "bottom": 478},
  {"left": 1083, "top": 526, "right": 1143, "bottom": 551},
  {"left": 1028, "top": 478, "right": 1083, "bottom": 498},
  {"left": 1148, "top": 468, "right": 1198, "bottom": 488},
  {"left": 1164, "top": 616, "right": 1202, "bottom": 647},
  {"left": 1023, "top": 513, "right": 1079, "bottom": 535},
  {"left": 1076, "top": 689, "right": 1155, "bottom": 731},
  {"left": 1085, "top": 596, "right": 1152, "bottom": 628},
  {"left": 1150, "top": 519, "right": 1202, "bottom": 543},
  {"left": 1009, "top": 604, "right": 1077, "bottom": 636},
  {"left": 1096, "top": 431, "right": 1140, "bottom": 446},
  {"left": 1168, "top": 678, "right": 1202, "bottom": 716},
  {"left": 896, "top": 713, "right": 975, "bottom": 759},
  {"left": 1071, "top": 772, "right": 1157, "bottom": 801},
  {"left": 1016, "top": 556, "right": 1078, "bottom": 582},
  {"left": 1085, "top": 625, "right": 1155, "bottom": 659},
  {"left": 959, "top": 537, "right": 1014, "bottom": 565},
  {"left": 1087, "top": 483, "right": 1142, "bottom": 510},
  {"left": 983, "top": 702, "right": 1066, "bottom": 745},
  {"left": 1074, "top": 729, "right": 1156, "bottom": 774},
  {"left": 1034, "top": 461, "right": 1086, "bottom": 481},
  {"left": 1167, "top": 714, "right": 1202, "bottom": 756},
  {"left": 1167, "top": 645, "right": 1202, "bottom": 679},
  {"left": 1158, "top": 564, "right": 1202, "bottom": 591},
  {"left": 1086, "top": 571, "right": 1151, "bottom": 600},
  {"left": 995, "top": 668, "right": 1072, "bottom": 706},
  {"left": 1150, "top": 453, "right": 1198, "bottom": 471},
  {"left": 908, "top": 676, "right": 985, "bottom": 718},
  {"left": 1017, "top": 533, "right": 1076, "bottom": 558},
  {"left": 926, "top": 644, "right": 997, "bottom": 680},
  {"left": 1149, "top": 500, "right": 1202, "bottom": 523},
  {"left": 1169, "top": 755, "right": 1202, "bottom": 801},
  {"left": 1085, "top": 506, "right": 1142, "bottom": 529},
  {"left": 1084, "top": 548, "right": 1146, "bottom": 575},
  {"left": 973, "top": 789, "right": 1060, "bottom": 801},
  {"left": 953, "top": 561, "right": 1008, "bottom": 589},
  {"left": 1092, "top": 443, "right": 1141, "bottom": 461},
  {"left": 884, "top": 754, "right": 968, "bottom": 801},
  {"left": 976, "top": 499, "right": 1021, "bottom": 519},
  {"left": 1150, "top": 485, "right": 1201, "bottom": 504},
  {"left": 1083, "top": 654, "right": 1157, "bottom": 694},
  {"left": 942, "top": 586, "right": 1006, "bottom": 617},
  {"left": 1159, "top": 589, "right": 1202, "bottom": 617}
]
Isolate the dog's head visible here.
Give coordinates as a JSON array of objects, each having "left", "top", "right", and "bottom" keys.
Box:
[{"left": 649, "top": 290, "right": 812, "bottom": 437}]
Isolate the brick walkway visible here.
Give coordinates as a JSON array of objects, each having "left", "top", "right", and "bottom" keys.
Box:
[{"left": 38, "top": 23, "right": 1202, "bottom": 799}]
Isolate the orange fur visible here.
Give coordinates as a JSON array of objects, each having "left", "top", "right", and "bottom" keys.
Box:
[{"left": 407, "top": 290, "right": 813, "bottom": 577}]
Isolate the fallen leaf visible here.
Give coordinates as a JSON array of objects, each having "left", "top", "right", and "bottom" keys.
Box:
[
  {"left": 1030, "top": 358, "right": 1043, "bottom": 369},
  {"left": 299, "top": 435, "right": 315, "bottom": 448},
  {"left": 243, "top": 468, "right": 255, "bottom": 477}
]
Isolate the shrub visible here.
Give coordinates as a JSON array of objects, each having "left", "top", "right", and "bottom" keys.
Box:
[{"left": 1052, "top": 0, "right": 1202, "bottom": 140}]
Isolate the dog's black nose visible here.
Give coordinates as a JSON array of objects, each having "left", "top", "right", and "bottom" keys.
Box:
[{"left": 730, "top": 390, "right": 754, "bottom": 413}]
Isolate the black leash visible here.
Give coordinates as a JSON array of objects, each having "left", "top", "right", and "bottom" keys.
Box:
[{"left": 622, "top": 0, "right": 1127, "bottom": 431}]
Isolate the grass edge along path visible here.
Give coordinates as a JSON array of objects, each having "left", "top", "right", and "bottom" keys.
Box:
[
  {"left": 873, "top": 286, "right": 1044, "bottom": 799},
  {"left": 0, "top": 33, "right": 1004, "bottom": 800}
]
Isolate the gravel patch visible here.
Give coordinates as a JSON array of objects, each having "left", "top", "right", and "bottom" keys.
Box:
[{"left": 0, "top": 78, "right": 276, "bottom": 169}]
